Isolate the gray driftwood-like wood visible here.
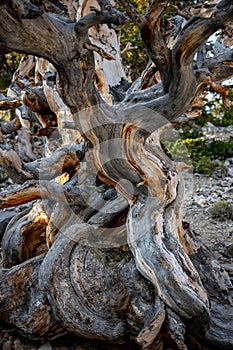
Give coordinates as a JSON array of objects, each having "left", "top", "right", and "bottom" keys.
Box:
[{"left": 0, "top": 1, "right": 233, "bottom": 349}]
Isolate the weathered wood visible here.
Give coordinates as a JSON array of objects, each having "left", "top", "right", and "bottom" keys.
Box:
[
  {"left": 0, "top": 142, "right": 85, "bottom": 185},
  {"left": 182, "top": 222, "right": 233, "bottom": 348},
  {"left": 0, "top": 0, "right": 233, "bottom": 348},
  {"left": 36, "top": 57, "right": 80, "bottom": 145},
  {"left": 16, "top": 128, "right": 37, "bottom": 161},
  {"left": 1, "top": 203, "right": 48, "bottom": 268},
  {"left": 0, "top": 117, "right": 21, "bottom": 134},
  {"left": 0, "top": 253, "right": 66, "bottom": 340},
  {"left": 39, "top": 229, "right": 163, "bottom": 346},
  {"left": 0, "top": 180, "right": 92, "bottom": 209},
  {"left": 0, "top": 96, "right": 21, "bottom": 110},
  {"left": 0, "top": 146, "right": 33, "bottom": 184}
]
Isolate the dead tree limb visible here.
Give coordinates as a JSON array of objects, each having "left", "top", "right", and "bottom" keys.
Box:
[{"left": 0, "top": 1, "right": 233, "bottom": 349}]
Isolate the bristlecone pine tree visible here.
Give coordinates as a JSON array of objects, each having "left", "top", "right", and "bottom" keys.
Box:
[{"left": 0, "top": 1, "right": 233, "bottom": 349}]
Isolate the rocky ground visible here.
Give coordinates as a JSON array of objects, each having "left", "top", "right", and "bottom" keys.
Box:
[
  {"left": 184, "top": 172, "right": 233, "bottom": 249},
  {"left": 184, "top": 171, "right": 233, "bottom": 280},
  {"left": 0, "top": 164, "right": 232, "bottom": 349}
]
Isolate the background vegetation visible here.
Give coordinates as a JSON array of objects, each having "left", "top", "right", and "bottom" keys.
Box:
[
  {"left": 0, "top": 52, "right": 21, "bottom": 93},
  {"left": 167, "top": 92, "right": 233, "bottom": 175}
]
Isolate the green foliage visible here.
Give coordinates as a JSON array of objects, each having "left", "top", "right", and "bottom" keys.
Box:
[
  {"left": 161, "top": 135, "right": 230, "bottom": 175},
  {"left": 161, "top": 138, "right": 192, "bottom": 163},
  {"left": 195, "top": 109, "right": 213, "bottom": 127},
  {"left": 165, "top": 0, "right": 196, "bottom": 18},
  {"left": 202, "top": 90, "right": 233, "bottom": 127},
  {"left": 182, "top": 137, "right": 206, "bottom": 159},
  {"left": 180, "top": 134, "right": 233, "bottom": 160},
  {"left": 0, "top": 110, "right": 11, "bottom": 123},
  {"left": 118, "top": 0, "right": 196, "bottom": 80},
  {"left": 162, "top": 88, "right": 233, "bottom": 174},
  {"left": 0, "top": 52, "right": 22, "bottom": 93},
  {"left": 210, "top": 201, "right": 233, "bottom": 221},
  {"left": 120, "top": 21, "right": 148, "bottom": 80},
  {"left": 194, "top": 156, "right": 219, "bottom": 175},
  {"left": 207, "top": 139, "right": 233, "bottom": 158},
  {"left": 212, "top": 106, "right": 233, "bottom": 127},
  {"left": 162, "top": 109, "right": 233, "bottom": 174},
  {"left": 118, "top": 0, "right": 148, "bottom": 80}
]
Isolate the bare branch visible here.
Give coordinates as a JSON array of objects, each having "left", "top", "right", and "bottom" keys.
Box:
[
  {"left": 0, "top": 179, "right": 90, "bottom": 209},
  {"left": 97, "top": 0, "right": 114, "bottom": 11},
  {"left": 0, "top": 146, "right": 33, "bottom": 184},
  {"left": 118, "top": 0, "right": 170, "bottom": 89},
  {"left": 144, "top": 0, "right": 168, "bottom": 28},
  {"left": 75, "top": 7, "right": 127, "bottom": 34},
  {"left": 121, "top": 42, "right": 138, "bottom": 57},
  {"left": 13, "top": 55, "right": 36, "bottom": 82},
  {"left": 171, "top": 5, "right": 191, "bottom": 20},
  {"left": 174, "top": 0, "right": 233, "bottom": 67},
  {"left": 0, "top": 180, "right": 42, "bottom": 208},
  {"left": 0, "top": 1, "right": 128, "bottom": 114},
  {"left": 122, "top": 81, "right": 163, "bottom": 104},
  {"left": 0, "top": 1, "right": 65, "bottom": 62},
  {"left": 116, "top": 0, "right": 147, "bottom": 28},
  {"left": 87, "top": 193, "right": 128, "bottom": 226},
  {"left": 0, "top": 142, "right": 86, "bottom": 184},
  {"left": 83, "top": 42, "right": 116, "bottom": 60},
  {"left": 11, "top": 0, "right": 43, "bottom": 19},
  {"left": 122, "top": 0, "right": 233, "bottom": 128},
  {"left": 143, "top": 2, "right": 171, "bottom": 91},
  {"left": 24, "top": 143, "right": 86, "bottom": 180},
  {"left": 205, "top": 48, "right": 233, "bottom": 83},
  {"left": 0, "top": 117, "right": 21, "bottom": 134},
  {"left": 0, "top": 95, "right": 22, "bottom": 110}
]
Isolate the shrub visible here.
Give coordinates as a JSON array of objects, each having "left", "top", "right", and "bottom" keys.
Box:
[
  {"left": 194, "top": 156, "right": 219, "bottom": 175},
  {"left": 209, "top": 201, "right": 233, "bottom": 221}
]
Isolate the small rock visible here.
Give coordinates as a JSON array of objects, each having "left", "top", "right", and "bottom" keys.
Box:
[
  {"left": 227, "top": 290, "right": 233, "bottom": 305},
  {"left": 221, "top": 263, "right": 233, "bottom": 276},
  {"left": 13, "top": 339, "right": 24, "bottom": 350},
  {"left": 3, "top": 340, "right": 13, "bottom": 350},
  {"left": 37, "top": 343, "right": 53, "bottom": 350},
  {"left": 223, "top": 243, "right": 233, "bottom": 258},
  {"left": 214, "top": 242, "right": 225, "bottom": 249}
]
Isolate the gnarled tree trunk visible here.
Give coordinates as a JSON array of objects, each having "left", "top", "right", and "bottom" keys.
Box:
[{"left": 0, "top": 1, "right": 233, "bottom": 349}]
